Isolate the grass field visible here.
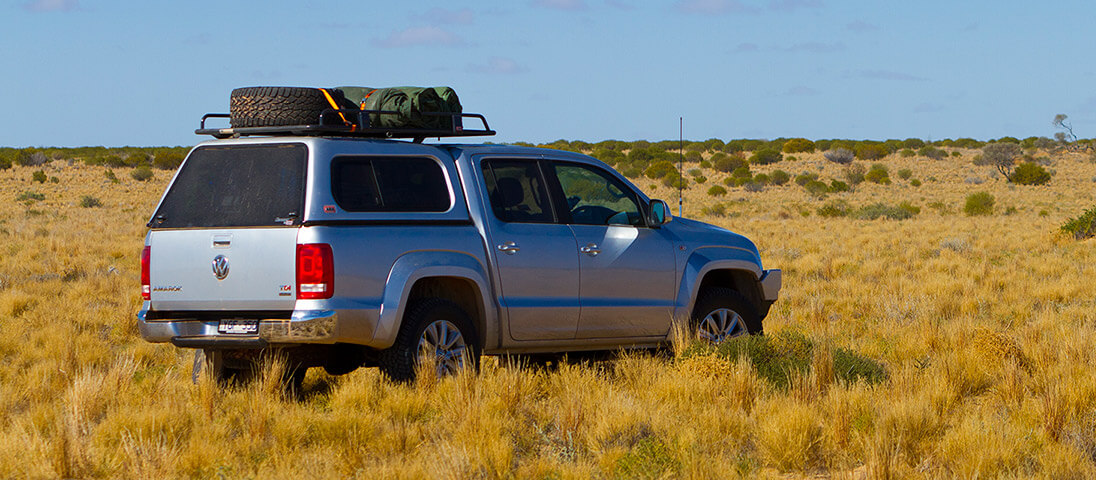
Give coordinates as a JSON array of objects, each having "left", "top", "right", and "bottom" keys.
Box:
[{"left": 1, "top": 147, "right": 1095, "bottom": 478}]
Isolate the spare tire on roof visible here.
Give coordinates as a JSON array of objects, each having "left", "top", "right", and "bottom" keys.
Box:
[{"left": 229, "top": 86, "right": 355, "bottom": 128}]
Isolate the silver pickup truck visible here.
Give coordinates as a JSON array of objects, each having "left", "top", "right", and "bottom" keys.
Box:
[{"left": 138, "top": 119, "right": 780, "bottom": 382}]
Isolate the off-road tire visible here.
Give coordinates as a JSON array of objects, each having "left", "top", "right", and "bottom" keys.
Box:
[
  {"left": 229, "top": 86, "right": 352, "bottom": 128},
  {"left": 378, "top": 298, "right": 480, "bottom": 382},
  {"left": 691, "top": 287, "right": 762, "bottom": 341}
]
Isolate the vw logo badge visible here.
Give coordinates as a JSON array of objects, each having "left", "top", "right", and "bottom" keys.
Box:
[{"left": 212, "top": 255, "right": 230, "bottom": 280}]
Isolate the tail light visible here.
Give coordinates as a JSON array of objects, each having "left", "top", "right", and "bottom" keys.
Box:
[
  {"left": 141, "top": 246, "right": 151, "bottom": 300},
  {"left": 297, "top": 244, "right": 334, "bottom": 299}
]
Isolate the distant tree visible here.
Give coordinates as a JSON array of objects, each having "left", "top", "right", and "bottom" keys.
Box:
[
  {"left": 1053, "top": 114, "right": 1077, "bottom": 143},
  {"left": 823, "top": 148, "right": 854, "bottom": 164},
  {"left": 781, "top": 138, "right": 815, "bottom": 153},
  {"left": 982, "top": 142, "right": 1022, "bottom": 181},
  {"left": 854, "top": 142, "right": 889, "bottom": 160},
  {"left": 918, "top": 146, "right": 946, "bottom": 160},
  {"left": 1010, "top": 162, "right": 1051, "bottom": 185},
  {"left": 749, "top": 148, "right": 783, "bottom": 165}
]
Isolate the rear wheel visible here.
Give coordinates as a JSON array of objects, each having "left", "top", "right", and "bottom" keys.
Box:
[
  {"left": 691, "top": 287, "right": 762, "bottom": 342},
  {"left": 378, "top": 298, "right": 480, "bottom": 382}
]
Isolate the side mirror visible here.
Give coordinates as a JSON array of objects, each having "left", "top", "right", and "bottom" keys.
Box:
[{"left": 648, "top": 199, "right": 671, "bottom": 226}]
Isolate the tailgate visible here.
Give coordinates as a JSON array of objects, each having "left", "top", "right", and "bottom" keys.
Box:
[{"left": 148, "top": 228, "right": 299, "bottom": 311}]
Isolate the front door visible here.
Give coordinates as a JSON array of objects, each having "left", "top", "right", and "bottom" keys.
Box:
[{"left": 550, "top": 162, "right": 677, "bottom": 338}]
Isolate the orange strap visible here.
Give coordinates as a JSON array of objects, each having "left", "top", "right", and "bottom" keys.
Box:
[{"left": 318, "top": 88, "right": 351, "bottom": 126}]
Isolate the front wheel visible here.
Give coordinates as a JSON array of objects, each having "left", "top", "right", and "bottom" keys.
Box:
[
  {"left": 378, "top": 298, "right": 480, "bottom": 382},
  {"left": 691, "top": 287, "right": 762, "bottom": 343}
]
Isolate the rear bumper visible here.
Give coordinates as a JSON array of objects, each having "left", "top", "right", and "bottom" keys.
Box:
[{"left": 138, "top": 309, "right": 338, "bottom": 348}]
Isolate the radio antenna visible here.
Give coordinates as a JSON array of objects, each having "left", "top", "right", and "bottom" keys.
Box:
[{"left": 678, "top": 117, "right": 684, "bottom": 217}]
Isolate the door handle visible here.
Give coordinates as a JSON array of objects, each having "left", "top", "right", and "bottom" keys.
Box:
[
  {"left": 580, "top": 243, "right": 600, "bottom": 257},
  {"left": 497, "top": 241, "right": 520, "bottom": 255}
]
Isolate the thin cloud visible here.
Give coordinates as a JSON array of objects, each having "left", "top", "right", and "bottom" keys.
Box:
[
  {"left": 371, "top": 26, "right": 466, "bottom": 48},
  {"left": 768, "top": 0, "right": 823, "bottom": 12},
  {"left": 784, "top": 86, "right": 819, "bottom": 96},
  {"left": 860, "top": 69, "right": 927, "bottom": 82},
  {"left": 468, "top": 57, "right": 529, "bottom": 75},
  {"left": 533, "top": 0, "right": 588, "bottom": 11},
  {"left": 676, "top": 0, "right": 759, "bottom": 15},
  {"left": 846, "top": 20, "right": 878, "bottom": 33},
  {"left": 781, "top": 42, "right": 844, "bottom": 53},
  {"left": 415, "top": 8, "right": 475, "bottom": 25},
  {"left": 22, "top": 0, "right": 79, "bottom": 12}
]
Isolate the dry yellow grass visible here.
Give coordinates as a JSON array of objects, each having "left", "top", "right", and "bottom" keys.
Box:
[{"left": 2, "top": 149, "right": 1095, "bottom": 478}]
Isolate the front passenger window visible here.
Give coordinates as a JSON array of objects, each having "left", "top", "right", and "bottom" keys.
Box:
[{"left": 553, "top": 163, "right": 643, "bottom": 226}]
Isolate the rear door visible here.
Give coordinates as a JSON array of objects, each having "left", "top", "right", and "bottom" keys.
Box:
[
  {"left": 147, "top": 143, "right": 307, "bottom": 311},
  {"left": 479, "top": 159, "right": 581, "bottom": 341}
]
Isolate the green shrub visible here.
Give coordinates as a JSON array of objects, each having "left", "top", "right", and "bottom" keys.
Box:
[
  {"left": 964, "top": 192, "right": 995, "bottom": 216},
  {"left": 829, "top": 180, "right": 849, "bottom": 192},
  {"left": 817, "top": 200, "right": 850, "bottom": 217},
  {"left": 804, "top": 180, "right": 830, "bottom": 196},
  {"left": 853, "top": 203, "right": 916, "bottom": 220},
  {"left": 752, "top": 173, "right": 770, "bottom": 185},
  {"left": 900, "top": 149, "right": 915, "bottom": 157},
  {"left": 903, "top": 138, "right": 925, "bottom": 149},
  {"left": 794, "top": 172, "right": 818, "bottom": 186},
  {"left": 781, "top": 138, "right": 815, "bottom": 153},
  {"left": 897, "top": 168, "right": 912, "bottom": 180},
  {"left": 693, "top": 175, "right": 707, "bottom": 184},
  {"left": 864, "top": 164, "right": 890, "bottom": 184},
  {"left": 131, "top": 166, "right": 154, "bottom": 181},
  {"left": 684, "top": 151, "right": 702, "bottom": 163},
  {"left": 79, "top": 195, "right": 102, "bottom": 208},
  {"left": 910, "top": 179, "right": 922, "bottom": 187},
  {"left": 833, "top": 348, "right": 888, "bottom": 384},
  {"left": 711, "top": 153, "right": 746, "bottom": 173},
  {"left": 16, "top": 191, "right": 45, "bottom": 202},
  {"left": 1061, "top": 206, "right": 1096, "bottom": 239},
  {"left": 707, "top": 185, "right": 727, "bottom": 197},
  {"left": 1010, "top": 162, "right": 1051, "bottom": 185},
  {"left": 687, "top": 168, "right": 702, "bottom": 177},
  {"left": 645, "top": 160, "right": 677, "bottom": 179},
  {"left": 661, "top": 172, "right": 687, "bottom": 189},
  {"left": 699, "top": 160, "right": 712, "bottom": 169},
  {"left": 731, "top": 166, "right": 752, "bottom": 178},
  {"left": 700, "top": 203, "right": 727, "bottom": 216},
  {"left": 786, "top": 155, "right": 797, "bottom": 162},
  {"left": 31, "top": 170, "right": 47, "bottom": 183},
  {"left": 749, "top": 148, "right": 783, "bottom": 165},
  {"left": 854, "top": 142, "right": 889, "bottom": 160},
  {"left": 918, "top": 146, "right": 946, "bottom": 160},
  {"left": 732, "top": 177, "right": 751, "bottom": 187},
  {"left": 769, "top": 170, "right": 790, "bottom": 185},
  {"left": 898, "top": 201, "right": 921, "bottom": 215},
  {"left": 15, "top": 148, "right": 47, "bottom": 166}
]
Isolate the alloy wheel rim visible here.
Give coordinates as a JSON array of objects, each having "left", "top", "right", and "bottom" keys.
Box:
[
  {"left": 417, "top": 319, "right": 467, "bottom": 377},
  {"left": 698, "top": 308, "right": 746, "bottom": 342}
]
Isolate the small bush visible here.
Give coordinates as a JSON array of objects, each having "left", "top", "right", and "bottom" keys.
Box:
[
  {"left": 804, "top": 180, "right": 829, "bottom": 197},
  {"left": 711, "top": 153, "right": 746, "bottom": 173},
  {"left": 864, "top": 164, "right": 890, "bottom": 184},
  {"left": 16, "top": 191, "right": 45, "bottom": 202},
  {"left": 749, "top": 148, "right": 783, "bottom": 165},
  {"left": 899, "top": 149, "right": 916, "bottom": 157},
  {"left": 897, "top": 168, "right": 912, "bottom": 180},
  {"left": 817, "top": 200, "right": 850, "bottom": 217},
  {"left": 645, "top": 160, "right": 677, "bottom": 179},
  {"left": 964, "top": 192, "right": 995, "bottom": 216},
  {"left": 1010, "top": 162, "right": 1051, "bottom": 185},
  {"left": 844, "top": 164, "right": 865, "bottom": 185},
  {"left": 1061, "top": 206, "right": 1096, "bottom": 240},
  {"left": 853, "top": 203, "right": 916, "bottom": 220},
  {"left": 823, "top": 148, "right": 854, "bottom": 165},
  {"left": 699, "top": 160, "right": 712, "bottom": 169},
  {"left": 79, "top": 195, "right": 102, "bottom": 208},
  {"left": 854, "top": 143, "right": 889, "bottom": 160},
  {"left": 918, "top": 146, "right": 946, "bottom": 160},
  {"left": 794, "top": 172, "right": 818, "bottom": 186},
  {"left": 131, "top": 166, "right": 154, "bottom": 181},
  {"left": 701, "top": 203, "right": 727, "bottom": 216},
  {"left": 707, "top": 185, "right": 727, "bottom": 197},
  {"left": 743, "top": 182, "right": 765, "bottom": 193},
  {"left": 752, "top": 173, "right": 770, "bottom": 185},
  {"left": 731, "top": 166, "right": 752, "bottom": 178},
  {"left": 829, "top": 180, "right": 849, "bottom": 192},
  {"left": 782, "top": 138, "right": 815, "bottom": 153},
  {"left": 693, "top": 175, "right": 707, "bottom": 184},
  {"left": 15, "top": 149, "right": 48, "bottom": 166},
  {"left": 770, "top": 170, "right": 790, "bottom": 185},
  {"left": 31, "top": 170, "right": 47, "bottom": 183},
  {"left": 910, "top": 179, "right": 922, "bottom": 187}
]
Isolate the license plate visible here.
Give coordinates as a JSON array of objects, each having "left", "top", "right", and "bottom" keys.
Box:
[{"left": 218, "top": 319, "right": 259, "bottom": 335}]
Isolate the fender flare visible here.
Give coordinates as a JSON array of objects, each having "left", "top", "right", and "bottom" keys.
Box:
[
  {"left": 673, "top": 247, "right": 762, "bottom": 320},
  {"left": 372, "top": 251, "right": 495, "bottom": 349}
]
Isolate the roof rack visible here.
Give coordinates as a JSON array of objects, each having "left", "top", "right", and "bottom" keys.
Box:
[{"left": 196, "top": 109, "right": 495, "bottom": 142}]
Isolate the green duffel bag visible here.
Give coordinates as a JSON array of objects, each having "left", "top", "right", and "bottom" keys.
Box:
[{"left": 337, "top": 86, "right": 462, "bottom": 130}]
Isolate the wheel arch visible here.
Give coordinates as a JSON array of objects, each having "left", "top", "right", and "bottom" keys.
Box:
[{"left": 675, "top": 247, "right": 765, "bottom": 320}]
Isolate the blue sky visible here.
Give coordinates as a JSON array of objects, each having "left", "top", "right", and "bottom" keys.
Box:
[{"left": 3, "top": 0, "right": 1094, "bottom": 147}]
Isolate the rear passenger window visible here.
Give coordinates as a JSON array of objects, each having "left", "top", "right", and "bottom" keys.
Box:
[
  {"left": 482, "top": 160, "right": 555, "bottom": 223},
  {"left": 332, "top": 157, "right": 451, "bottom": 212}
]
